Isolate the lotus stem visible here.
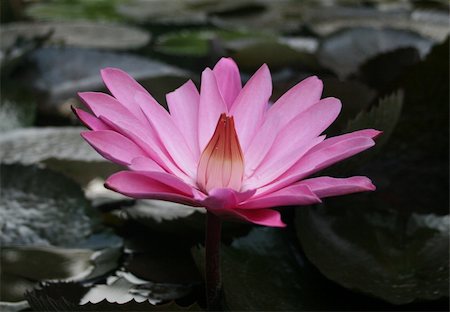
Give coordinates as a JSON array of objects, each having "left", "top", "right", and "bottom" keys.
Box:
[{"left": 205, "top": 211, "right": 222, "bottom": 310}]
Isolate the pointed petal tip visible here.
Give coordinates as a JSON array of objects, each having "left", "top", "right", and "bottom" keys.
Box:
[{"left": 372, "top": 129, "right": 383, "bottom": 139}]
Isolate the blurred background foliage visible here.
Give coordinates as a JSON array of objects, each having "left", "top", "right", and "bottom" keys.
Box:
[{"left": 0, "top": 0, "right": 448, "bottom": 311}]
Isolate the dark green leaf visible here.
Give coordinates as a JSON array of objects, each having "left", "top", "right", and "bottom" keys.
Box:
[
  {"left": 296, "top": 203, "right": 449, "bottom": 304},
  {"left": 192, "top": 228, "right": 376, "bottom": 311},
  {"left": 345, "top": 90, "right": 403, "bottom": 149}
]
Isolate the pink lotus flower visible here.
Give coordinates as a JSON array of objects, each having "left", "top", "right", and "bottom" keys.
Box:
[{"left": 74, "top": 58, "right": 379, "bottom": 227}]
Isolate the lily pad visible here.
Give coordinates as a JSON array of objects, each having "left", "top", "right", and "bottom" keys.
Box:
[
  {"left": 119, "top": 200, "right": 206, "bottom": 234},
  {"left": 0, "top": 164, "right": 95, "bottom": 246},
  {"left": 192, "top": 227, "right": 383, "bottom": 311},
  {"left": 25, "top": 0, "right": 124, "bottom": 22},
  {"left": 0, "top": 127, "right": 119, "bottom": 186},
  {"left": 306, "top": 6, "right": 449, "bottom": 41},
  {"left": 231, "top": 40, "right": 320, "bottom": 72},
  {"left": 296, "top": 40, "right": 449, "bottom": 305},
  {"left": 1, "top": 22, "right": 151, "bottom": 51},
  {"left": 0, "top": 83, "right": 37, "bottom": 132},
  {"left": 317, "top": 27, "right": 433, "bottom": 78},
  {"left": 208, "top": 0, "right": 301, "bottom": 33},
  {"left": 21, "top": 47, "right": 188, "bottom": 115},
  {"left": 0, "top": 164, "right": 122, "bottom": 302},
  {"left": 117, "top": 0, "right": 209, "bottom": 25},
  {"left": 155, "top": 29, "right": 272, "bottom": 58},
  {"left": 296, "top": 203, "right": 449, "bottom": 305},
  {"left": 25, "top": 279, "right": 202, "bottom": 311}
]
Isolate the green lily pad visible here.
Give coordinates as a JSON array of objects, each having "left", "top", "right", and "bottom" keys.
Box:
[
  {"left": 1, "top": 22, "right": 151, "bottom": 51},
  {"left": 117, "top": 0, "right": 209, "bottom": 25},
  {"left": 155, "top": 29, "right": 271, "bottom": 58},
  {"left": 25, "top": 0, "right": 125, "bottom": 22}
]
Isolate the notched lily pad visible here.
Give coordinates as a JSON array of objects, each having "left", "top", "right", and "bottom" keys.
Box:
[
  {"left": 25, "top": 278, "right": 202, "bottom": 311},
  {"left": 296, "top": 203, "right": 449, "bottom": 305}
]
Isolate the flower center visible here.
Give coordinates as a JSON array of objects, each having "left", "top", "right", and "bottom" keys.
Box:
[{"left": 197, "top": 113, "right": 244, "bottom": 193}]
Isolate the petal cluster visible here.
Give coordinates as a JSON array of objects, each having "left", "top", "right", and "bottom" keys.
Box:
[{"left": 75, "top": 58, "right": 380, "bottom": 227}]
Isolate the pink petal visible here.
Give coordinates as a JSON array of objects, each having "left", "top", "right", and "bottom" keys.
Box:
[
  {"left": 229, "top": 209, "right": 286, "bottom": 227},
  {"left": 100, "top": 68, "right": 148, "bottom": 123},
  {"left": 81, "top": 130, "right": 147, "bottom": 165},
  {"left": 245, "top": 97, "right": 341, "bottom": 178},
  {"left": 135, "top": 91, "right": 196, "bottom": 176},
  {"left": 167, "top": 80, "right": 200, "bottom": 159},
  {"left": 244, "top": 77, "right": 323, "bottom": 173},
  {"left": 297, "top": 176, "right": 376, "bottom": 198},
  {"left": 198, "top": 188, "right": 285, "bottom": 227},
  {"left": 72, "top": 107, "right": 111, "bottom": 131},
  {"left": 307, "top": 129, "right": 381, "bottom": 154},
  {"left": 198, "top": 68, "right": 228, "bottom": 151},
  {"left": 229, "top": 64, "right": 272, "bottom": 151},
  {"left": 213, "top": 58, "right": 242, "bottom": 110},
  {"left": 243, "top": 136, "right": 325, "bottom": 190},
  {"left": 266, "top": 75, "right": 323, "bottom": 127},
  {"left": 79, "top": 92, "right": 187, "bottom": 179},
  {"left": 238, "top": 184, "right": 321, "bottom": 209},
  {"left": 128, "top": 156, "right": 165, "bottom": 173},
  {"left": 105, "top": 171, "right": 198, "bottom": 205},
  {"left": 257, "top": 136, "right": 376, "bottom": 195}
]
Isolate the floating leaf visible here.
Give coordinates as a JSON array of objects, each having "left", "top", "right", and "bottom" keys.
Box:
[
  {"left": 0, "top": 127, "right": 119, "bottom": 186},
  {"left": 0, "top": 164, "right": 95, "bottom": 246},
  {"left": 25, "top": 280, "right": 202, "bottom": 311},
  {"left": 0, "top": 83, "right": 37, "bottom": 132},
  {"left": 191, "top": 227, "right": 390, "bottom": 310},
  {"left": 117, "top": 0, "right": 209, "bottom": 25},
  {"left": 317, "top": 27, "right": 433, "bottom": 78},
  {"left": 322, "top": 78, "right": 376, "bottom": 135},
  {"left": 296, "top": 203, "right": 449, "bottom": 305},
  {"left": 307, "top": 6, "right": 449, "bottom": 41},
  {"left": 355, "top": 47, "right": 421, "bottom": 92},
  {"left": 345, "top": 90, "right": 403, "bottom": 149},
  {"left": 231, "top": 41, "right": 320, "bottom": 72},
  {"left": 25, "top": 0, "right": 125, "bottom": 22},
  {"left": 0, "top": 164, "right": 122, "bottom": 302},
  {"left": 119, "top": 200, "right": 206, "bottom": 234},
  {"left": 20, "top": 47, "right": 188, "bottom": 115},
  {"left": 296, "top": 40, "right": 449, "bottom": 305},
  {"left": 155, "top": 29, "right": 271, "bottom": 58},
  {"left": 1, "top": 22, "right": 151, "bottom": 51}
]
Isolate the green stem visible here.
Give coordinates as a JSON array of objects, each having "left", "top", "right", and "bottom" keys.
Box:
[{"left": 205, "top": 211, "right": 222, "bottom": 310}]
